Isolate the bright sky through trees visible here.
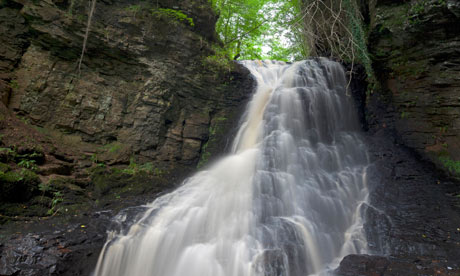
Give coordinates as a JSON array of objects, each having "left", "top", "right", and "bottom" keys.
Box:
[{"left": 210, "top": 0, "right": 305, "bottom": 61}]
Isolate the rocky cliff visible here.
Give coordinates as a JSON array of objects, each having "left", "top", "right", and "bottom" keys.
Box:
[
  {"left": 366, "top": 0, "right": 460, "bottom": 178},
  {"left": 0, "top": 0, "right": 253, "bottom": 219},
  {"left": 335, "top": 1, "right": 460, "bottom": 274}
]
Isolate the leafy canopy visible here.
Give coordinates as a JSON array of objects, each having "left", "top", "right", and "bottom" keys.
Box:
[{"left": 210, "top": 0, "right": 305, "bottom": 61}]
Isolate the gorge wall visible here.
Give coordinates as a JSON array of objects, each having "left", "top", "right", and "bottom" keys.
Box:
[
  {"left": 2, "top": 0, "right": 253, "bottom": 165},
  {"left": 0, "top": 0, "right": 253, "bottom": 219},
  {"left": 365, "top": 0, "right": 460, "bottom": 178},
  {"left": 334, "top": 1, "right": 460, "bottom": 274}
]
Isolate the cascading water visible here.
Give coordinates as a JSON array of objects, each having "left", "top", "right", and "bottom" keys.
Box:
[{"left": 93, "top": 59, "right": 369, "bottom": 276}]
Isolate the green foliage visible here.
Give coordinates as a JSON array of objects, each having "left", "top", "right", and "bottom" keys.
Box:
[
  {"left": 125, "top": 4, "right": 141, "bottom": 13},
  {"left": 152, "top": 8, "right": 195, "bottom": 26},
  {"left": 203, "top": 45, "right": 234, "bottom": 73},
  {"left": 0, "top": 170, "right": 24, "bottom": 183},
  {"left": 18, "top": 169, "right": 39, "bottom": 183},
  {"left": 400, "top": 111, "right": 409, "bottom": 119},
  {"left": 67, "top": 0, "right": 77, "bottom": 15},
  {"left": 122, "top": 157, "right": 163, "bottom": 176},
  {"left": 0, "top": 147, "right": 16, "bottom": 161},
  {"left": 108, "top": 143, "right": 122, "bottom": 153},
  {"left": 90, "top": 153, "right": 105, "bottom": 167},
  {"left": 210, "top": 0, "right": 303, "bottom": 60},
  {"left": 124, "top": 4, "right": 143, "bottom": 18},
  {"left": 408, "top": 0, "right": 446, "bottom": 24},
  {"left": 18, "top": 159, "right": 37, "bottom": 170},
  {"left": 344, "top": 0, "right": 374, "bottom": 82},
  {"left": 47, "top": 191, "right": 63, "bottom": 215},
  {"left": 295, "top": 0, "right": 375, "bottom": 87},
  {"left": 197, "top": 148, "right": 211, "bottom": 169},
  {"left": 9, "top": 80, "right": 19, "bottom": 89},
  {"left": 0, "top": 168, "right": 40, "bottom": 202},
  {"left": 439, "top": 156, "right": 460, "bottom": 175},
  {"left": 197, "top": 116, "right": 227, "bottom": 169},
  {"left": 38, "top": 182, "right": 51, "bottom": 193},
  {"left": 0, "top": 162, "right": 10, "bottom": 173}
]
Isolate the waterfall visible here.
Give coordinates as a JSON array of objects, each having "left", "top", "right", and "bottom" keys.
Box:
[{"left": 93, "top": 59, "right": 369, "bottom": 276}]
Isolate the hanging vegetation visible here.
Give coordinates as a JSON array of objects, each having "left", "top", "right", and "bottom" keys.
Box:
[{"left": 294, "top": 0, "right": 375, "bottom": 81}]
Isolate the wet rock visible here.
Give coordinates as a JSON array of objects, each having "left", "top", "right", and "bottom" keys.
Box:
[
  {"left": 447, "top": 0, "right": 460, "bottom": 17},
  {"left": 336, "top": 254, "right": 460, "bottom": 276},
  {"left": 362, "top": 128, "right": 460, "bottom": 266},
  {"left": 253, "top": 249, "right": 288, "bottom": 276},
  {"left": 0, "top": 211, "right": 113, "bottom": 276},
  {"left": 0, "top": 79, "right": 10, "bottom": 105},
  {"left": 367, "top": 0, "right": 460, "bottom": 176}
]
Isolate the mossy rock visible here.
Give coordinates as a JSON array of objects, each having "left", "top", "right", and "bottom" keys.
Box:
[
  {"left": 0, "top": 162, "right": 10, "bottom": 173},
  {"left": 0, "top": 147, "right": 16, "bottom": 162},
  {"left": 0, "top": 169, "right": 40, "bottom": 202},
  {"left": 91, "top": 167, "right": 169, "bottom": 198},
  {"left": 92, "top": 168, "right": 127, "bottom": 197},
  {"left": 15, "top": 147, "right": 46, "bottom": 165},
  {"left": 48, "top": 177, "right": 84, "bottom": 194},
  {"left": 0, "top": 202, "right": 48, "bottom": 217}
]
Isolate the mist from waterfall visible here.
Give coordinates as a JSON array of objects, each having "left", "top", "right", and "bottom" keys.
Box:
[{"left": 93, "top": 59, "right": 369, "bottom": 276}]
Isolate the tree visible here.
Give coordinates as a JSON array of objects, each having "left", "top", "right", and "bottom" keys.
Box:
[{"left": 210, "top": 0, "right": 304, "bottom": 61}]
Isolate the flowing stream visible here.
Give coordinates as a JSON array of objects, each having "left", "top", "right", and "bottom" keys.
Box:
[{"left": 93, "top": 59, "right": 369, "bottom": 276}]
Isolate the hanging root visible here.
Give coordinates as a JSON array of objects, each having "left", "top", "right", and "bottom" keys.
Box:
[
  {"left": 294, "top": 0, "right": 374, "bottom": 87},
  {"left": 78, "top": 0, "right": 97, "bottom": 75}
]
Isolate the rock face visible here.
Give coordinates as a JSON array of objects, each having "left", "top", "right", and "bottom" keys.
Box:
[
  {"left": 0, "top": 210, "right": 113, "bottom": 276},
  {"left": 334, "top": 64, "right": 460, "bottom": 276},
  {"left": 1, "top": 0, "right": 252, "bottom": 166},
  {"left": 336, "top": 254, "right": 460, "bottom": 276},
  {"left": 367, "top": 0, "right": 460, "bottom": 177},
  {"left": 334, "top": 2, "right": 460, "bottom": 272},
  {"left": 0, "top": 0, "right": 253, "bottom": 219}
]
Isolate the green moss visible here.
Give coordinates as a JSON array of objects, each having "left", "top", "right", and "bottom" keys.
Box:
[
  {"left": 151, "top": 8, "right": 195, "bottom": 27},
  {"left": 125, "top": 4, "right": 141, "bottom": 13},
  {"left": 0, "top": 200, "right": 50, "bottom": 218},
  {"left": 0, "top": 162, "right": 10, "bottom": 173},
  {"left": 91, "top": 165, "right": 167, "bottom": 199},
  {"left": 391, "top": 59, "right": 428, "bottom": 78},
  {"left": 197, "top": 116, "right": 228, "bottom": 169},
  {"left": 9, "top": 80, "right": 19, "bottom": 90},
  {"left": 0, "top": 147, "right": 16, "bottom": 162},
  {"left": 120, "top": 159, "right": 162, "bottom": 176},
  {"left": 377, "top": 3, "right": 410, "bottom": 30},
  {"left": 0, "top": 170, "right": 22, "bottom": 183},
  {"left": 0, "top": 169, "right": 40, "bottom": 202},
  {"left": 400, "top": 111, "right": 410, "bottom": 119},
  {"left": 105, "top": 142, "right": 122, "bottom": 153},
  {"left": 439, "top": 156, "right": 460, "bottom": 176}
]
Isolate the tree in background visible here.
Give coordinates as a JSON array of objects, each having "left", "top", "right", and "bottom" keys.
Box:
[{"left": 210, "top": 0, "right": 304, "bottom": 61}]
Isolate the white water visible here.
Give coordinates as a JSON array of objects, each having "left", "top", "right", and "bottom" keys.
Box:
[{"left": 94, "top": 59, "right": 369, "bottom": 276}]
